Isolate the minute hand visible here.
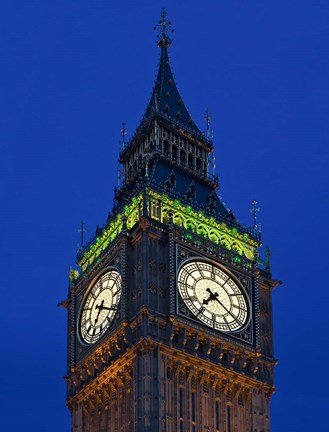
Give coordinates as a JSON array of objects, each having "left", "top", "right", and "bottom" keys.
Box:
[{"left": 214, "top": 296, "right": 238, "bottom": 320}]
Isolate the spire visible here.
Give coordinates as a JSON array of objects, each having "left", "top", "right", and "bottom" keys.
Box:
[{"left": 138, "top": 10, "right": 204, "bottom": 138}]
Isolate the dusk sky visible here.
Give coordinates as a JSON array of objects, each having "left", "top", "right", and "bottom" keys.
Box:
[{"left": 1, "top": 1, "right": 328, "bottom": 431}]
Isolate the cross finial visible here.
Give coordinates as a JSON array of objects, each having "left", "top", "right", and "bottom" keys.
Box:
[
  {"left": 155, "top": 9, "right": 174, "bottom": 48},
  {"left": 250, "top": 200, "right": 260, "bottom": 233}
]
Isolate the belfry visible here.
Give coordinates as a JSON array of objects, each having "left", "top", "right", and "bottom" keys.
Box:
[{"left": 63, "top": 10, "right": 280, "bottom": 432}]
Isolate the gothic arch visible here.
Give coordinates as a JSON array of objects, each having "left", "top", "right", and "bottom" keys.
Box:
[
  {"left": 196, "top": 223, "right": 209, "bottom": 238},
  {"left": 186, "top": 217, "right": 196, "bottom": 231},
  {"left": 173, "top": 212, "right": 186, "bottom": 227}
]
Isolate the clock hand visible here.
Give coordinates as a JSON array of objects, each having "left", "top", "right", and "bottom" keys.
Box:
[
  {"left": 99, "top": 306, "right": 116, "bottom": 311},
  {"left": 212, "top": 296, "right": 241, "bottom": 323},
  {"left": 95, "top": 300, "right": 116, "bottom": 312},
  {"left": 202, "top": 289, "right": 241, "bottom": 323},
  {"left": 202, "top": 287, "right": 219, "bottom": 305},
  {"left": 94, "top": 299, "right": 105, "bottom": 324},
  {"left": 95, "top": 299, "right": 105, "bottom": 311}
]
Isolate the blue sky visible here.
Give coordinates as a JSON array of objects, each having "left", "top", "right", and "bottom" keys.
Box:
[{"left": 1, "top": 1, "right": 328, "bottom": 431}]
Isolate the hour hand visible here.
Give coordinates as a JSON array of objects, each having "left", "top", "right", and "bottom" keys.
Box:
[
  {"left": 203, "top": 297, "right": 211, "bottom": 305},
  {"left": 95, "top": 300, "right": 105, "bottom": 311},
  {"left": 94, "top": 300, "right": 105, "bottom": 324},
  {"left": 202, "top": 288, "right": 219, "bottom": 305},
  {"left": 99, "top": 306, "right": 115, "bottom": 311}
]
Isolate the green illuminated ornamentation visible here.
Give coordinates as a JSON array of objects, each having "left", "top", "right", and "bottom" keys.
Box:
[
  {"left": 149, "top": 190, "right": 259, "bottom": 260},
  {"left": 77, "top": 194, "right": 143, "bottom": 271},
  {"left": 77, "top": 187, "right": 258, "bottom": 273}
]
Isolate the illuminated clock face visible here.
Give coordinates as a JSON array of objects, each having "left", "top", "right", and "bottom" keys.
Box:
[
  {"left": 79, "top": 269, "right": 121, "bottom": 344},
  {"left": 177, "top": 260, "right": 250, "bottom": 332}
]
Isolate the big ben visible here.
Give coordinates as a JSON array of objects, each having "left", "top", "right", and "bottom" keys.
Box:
[{"left": 62, "top": 10, "right": 280, "bottom": 432}]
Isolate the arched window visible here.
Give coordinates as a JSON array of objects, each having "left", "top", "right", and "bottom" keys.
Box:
[
  {"left": 196, "top": 157, "right": 201, "bottom": 173},
  {"left": 188, "top": 154, "right": 194, "bottom": 169},
  {"left": 163, "top": 140, "right": 169, "bottom": 156},
  {"left": 167, "top": 172, "right": 176, "bottom": 188},
  {"left": 189, "top": 183, "right": 197, "bottom": 199},
  {"left": 172, "top": 145, "right": 177, "bottom": 161}
]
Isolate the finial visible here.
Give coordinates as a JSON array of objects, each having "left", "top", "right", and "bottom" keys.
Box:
[
  {"left": 154, "top": 9, "right": 174, "bottom": 48},
  {"left": 204, "top": 109, "right": 214, "bottom": 141},
  {"left": 120, "top": 121, "right": 127, "bottom": 150},
  {"left": 69, "top": 267, "right": 79, "bottom": 285},
  {"left": 78, "top": 221, "right": 86, "bottom": 249},
  {"left": 250, "top": 200, "right": 260, "bottom": 234},
  {"left": 205, "top": 109, "right": 211, "bottom": 131}
]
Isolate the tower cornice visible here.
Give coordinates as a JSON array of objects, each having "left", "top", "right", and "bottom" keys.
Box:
[{"left": 66, "top": 336, "right": 275, "bottom": 408}]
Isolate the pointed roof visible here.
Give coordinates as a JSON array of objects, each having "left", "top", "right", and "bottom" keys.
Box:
[
  {"left": 142, "top": 46, "right": 203, "bottom": 136},
  {"left": 138, "top": 10, "right": 204, "bottom": 139}
]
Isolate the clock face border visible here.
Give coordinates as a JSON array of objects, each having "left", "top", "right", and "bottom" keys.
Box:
[
  {"left": 77, "top": 266, "right": 122, "bottom": 346},
  {"left": 176, "top": 257, "right": 252, "bottom": 334}
]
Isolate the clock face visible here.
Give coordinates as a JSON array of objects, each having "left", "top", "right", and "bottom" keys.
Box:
[
  {"left": 177, "top": 260, "right": 250, "bottom": 332},
  {"left": 79, "top": 269, "right": 122, "bottom": 344}
]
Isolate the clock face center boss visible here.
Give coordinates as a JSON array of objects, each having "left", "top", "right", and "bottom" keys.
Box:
[
  {"left": 177, "top": 259, "right": 251, "bottom": 332},
  {"left": 78, "top": 269, "right": 122, "bottom": 344}
]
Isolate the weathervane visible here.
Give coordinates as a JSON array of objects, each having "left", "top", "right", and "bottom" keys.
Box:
[
  {"left": 154, "top": 9, "right": 174, "bottom": 47},
  {"left": 250, "top": 200, "right": 260, "bottom": 233},
  {"left": 78, "top": 221, "right": 86, "bottom": 249}
]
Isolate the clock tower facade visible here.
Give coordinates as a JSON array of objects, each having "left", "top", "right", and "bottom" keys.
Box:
[{"left": 63, "top": 11, "right": 279, "bottom": 432}]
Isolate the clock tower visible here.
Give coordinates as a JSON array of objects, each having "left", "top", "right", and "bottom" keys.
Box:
[{"left": 63, "top": 10, "right": 280, "bottom": 432}]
